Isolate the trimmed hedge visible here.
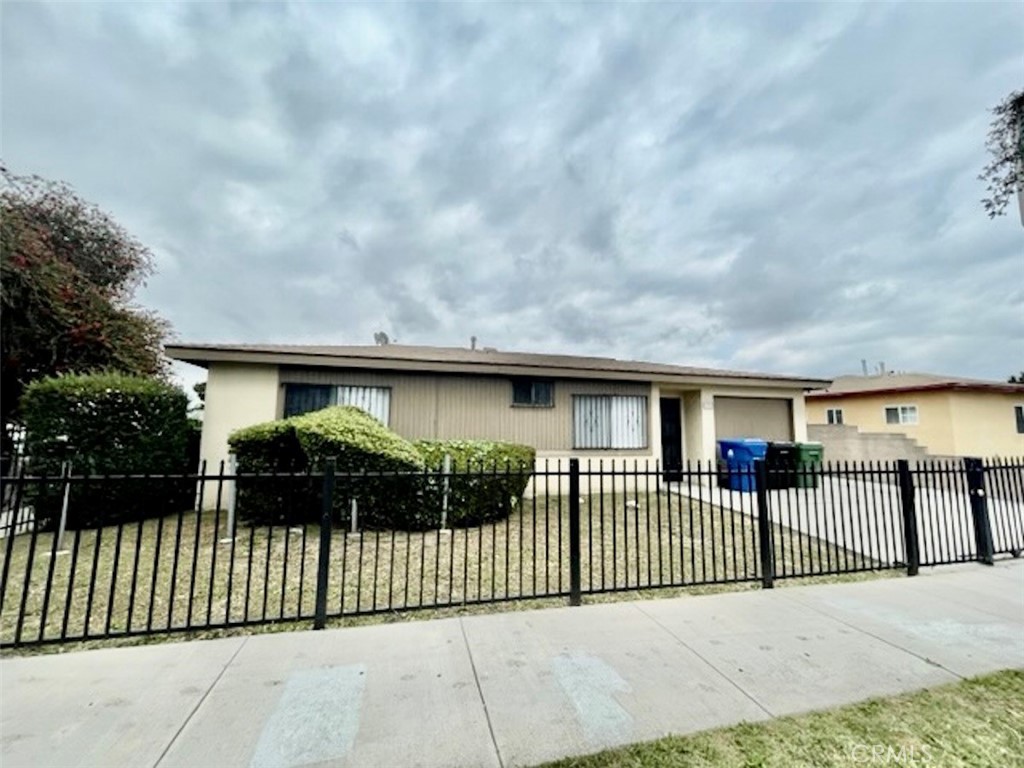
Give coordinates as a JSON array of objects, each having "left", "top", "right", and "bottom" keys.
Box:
[
  {"left": 292, "top": 406, "right": 425, "bottom": 471},
  {"left": 20, "top": 373, "right": 192, "bottom": 528},
  {"left": 228, "top": 408, "right": 536, "bottom": 530},
  {"left": 415, "top": 440, "right": 536, "bottom": 527},
  {"left": 227, "top": 419, "right": 314, "bottom": 525},
  {"left": 229, "top": 407, "right": 426, "bottom": 527}
]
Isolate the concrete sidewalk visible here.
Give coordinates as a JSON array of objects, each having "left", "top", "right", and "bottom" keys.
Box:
[{"left": 3, "top": 562, "right": 1022, "bottom": 768}]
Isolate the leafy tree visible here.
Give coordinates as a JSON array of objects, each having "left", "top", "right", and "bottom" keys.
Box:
[
  {"left": 980, "top": 89, "right": 1024, "bottom": 219},
  {"left": 0, "top": 166, "right": 169, "bottom": 438},
  {"left": 1009, "top": 372, "right": 1024, "bottom": 384}
]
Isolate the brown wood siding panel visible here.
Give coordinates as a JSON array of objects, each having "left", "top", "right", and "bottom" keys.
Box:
[
  {"left": 279, "top": 366, "right": 649, "bottom": 450},
  {"left": 714, "top": 396, "right": 793, "bottom": 441},
  {"left": 279, "top": 367, "right": 436, "bottom": 437}
]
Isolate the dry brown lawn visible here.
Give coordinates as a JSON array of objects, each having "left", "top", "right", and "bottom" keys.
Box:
[{"left": 1, "top": 490, "right": 877, "bottom": 647}]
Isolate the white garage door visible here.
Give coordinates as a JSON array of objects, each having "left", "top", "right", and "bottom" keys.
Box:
[{"left": 714, "top": 397, "right": 793, "bottom": 441}]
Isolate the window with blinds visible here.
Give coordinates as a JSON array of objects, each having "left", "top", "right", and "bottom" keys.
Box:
[
  {"left": 282, "top": 384, "right": 391, "bottom": 425},
  {"left": 572, "top": 395, "right": 648, "bottom": 449},
  {"left": 337, "top": 385, "right": 391, "bottom": 425}
]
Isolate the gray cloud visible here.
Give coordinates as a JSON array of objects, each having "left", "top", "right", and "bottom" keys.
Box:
[{"left": 2, "top": 1, "right": 1022, "bottom": 392}]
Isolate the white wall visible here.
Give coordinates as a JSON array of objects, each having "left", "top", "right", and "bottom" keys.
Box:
[{"left": 199, "top": 363, "right": 280, "bottom": 470}]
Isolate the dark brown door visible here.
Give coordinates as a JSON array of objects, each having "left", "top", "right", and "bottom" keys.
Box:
[{"left": 660, "top": 398, "right": 682, "bottom": 482}]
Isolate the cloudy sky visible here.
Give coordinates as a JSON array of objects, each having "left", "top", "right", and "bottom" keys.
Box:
[{"left": 3, "top": 1, "right": 1022, "bottom": 390}]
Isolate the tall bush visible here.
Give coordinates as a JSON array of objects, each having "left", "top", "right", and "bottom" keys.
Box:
[
  {"left": 228, "top": 409, "right": 536, "bottom": 530},
  {"left": 229, "top": 407, "right": 426, "bottom": 527},
  {"left": 415, "top": 440, "right": 536, "bottom": 527},
  {"left": 227, "top": 419, "right": 313, "bottom": 525},
  {"left": 20, "top": 373, "right": 191, "bottom": 528}
]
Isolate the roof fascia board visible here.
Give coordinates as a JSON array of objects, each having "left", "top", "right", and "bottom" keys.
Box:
[{"left": 165, "top": 346, "right": 825, "bottom": 390}]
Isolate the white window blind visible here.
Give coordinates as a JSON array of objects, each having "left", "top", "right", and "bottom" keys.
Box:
[
  {"left": 337, "top": 386, "right": 391, "bottom": 425},
  {"left": 573, "top": 395, "right": 647, "bottom": 449}
]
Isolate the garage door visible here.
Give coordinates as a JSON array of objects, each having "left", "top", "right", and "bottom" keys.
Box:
[{"left": 714, "top": 397, "right": 793, "bottom": 441}]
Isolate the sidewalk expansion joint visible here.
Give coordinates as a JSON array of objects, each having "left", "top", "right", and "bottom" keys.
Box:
[
  {"left": 775, "top": 591, "right": 966, "bottom": 681},
  {"left": 152, "top": 636, "right": 250, "bottom": 768},
  {"left": 459, "top": 617, "right": 505, "bottom": 768},
  {"left": 632, "top": 602, "right": 775, "bottom": 719}
]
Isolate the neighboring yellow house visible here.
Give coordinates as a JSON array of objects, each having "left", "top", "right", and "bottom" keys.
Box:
[
  {"left": 806, "top": 373, "right": 1024, "bottom": 458},
  {"left": 166, "top": 343, "right": 828, "bottom": 479}
]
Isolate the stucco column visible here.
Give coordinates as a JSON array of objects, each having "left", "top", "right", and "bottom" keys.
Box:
[
  {"left": 700, "top": 390, "right": 718, "bottom": 463},
  {"left": 200, "top": 363, "right": 281, "bottom": 470},
  {"left": 791, "top": 395, "right": 809, "bottom": 442},
  {"left": 649, "top": 383, "right": 662, "bottom": 467}
]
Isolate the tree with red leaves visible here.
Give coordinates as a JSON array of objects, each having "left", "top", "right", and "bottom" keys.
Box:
[
  {"left": 1, "top": 166, "right": 170, "bottom": 443},
  {"left": 980, "top": 89, "right": 1024, "bottom": 221}
]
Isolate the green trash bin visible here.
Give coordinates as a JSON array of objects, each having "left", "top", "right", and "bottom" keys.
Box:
[{"left": 795, "top": 442, "right": 824, "bottom": 488}]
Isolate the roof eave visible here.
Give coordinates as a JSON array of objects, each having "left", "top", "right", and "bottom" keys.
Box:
[
  {"left": 808, "top": 382, "right": 1024, "bottom": 399},
  {"left": 165, "top": 345, "right": 827, "bottom": 390}
]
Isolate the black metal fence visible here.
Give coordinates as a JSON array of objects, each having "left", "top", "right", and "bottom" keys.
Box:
[{"left": 1, "top": 457, "right": 1021, "bottom": 648}]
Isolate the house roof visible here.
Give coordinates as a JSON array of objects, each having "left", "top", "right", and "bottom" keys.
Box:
[
  {"left": 164, "top": 342, "right": 830, "bottom": 389},
  {"left": 807, "top": 373, "right": 1024, "bottom": 399}
]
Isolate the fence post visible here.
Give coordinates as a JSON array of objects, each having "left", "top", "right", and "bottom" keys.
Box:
[
  {"left": 440, "top": 453, "right": 451, "bottom": 531},
  {"left": 56, "top": 460, "right": 72, "bottom": 551},
  {"left": 568, "top": 458, "right": 581, "bottom": 606},
  {"left": 897, "top": 460, "right": 920, "bottom": 576},
  {"left": 224, "top": 453, "right": 237, "bottom": 541},
  {"left": 314, "top": 457, "right": 336, "bottom": 630},
  {"left": 754, "top": 460, "right": 774, "bottom": 589},
  {"left": 964, "top": 457, "right": 994, "bottom": 566}
]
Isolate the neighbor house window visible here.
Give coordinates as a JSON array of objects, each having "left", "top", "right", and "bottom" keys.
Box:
[
  {"left": 1015, "top": 405, "right": 1024, "bottom": 434},
  {"left": 283, "top": 384, "right": 391, "bottom": 425},
  {"left": 512, "top": 379, "right": 554, "bottom": 407},
  {"left": 884, "top": 405, "right": 918, "bottom": 425},
  {"left": 826, "top": 408, "right": 844, "bottom": 425},
  {"left": 572, "top": 395, "right": 648, "bottom": 449}
]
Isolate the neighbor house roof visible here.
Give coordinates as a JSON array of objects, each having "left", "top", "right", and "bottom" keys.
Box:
[
  {"left": 164, "top": 343, "right": 830, "bottom": 389},
  {"left": 808, "top": 373, "right": 1024, "bottom": 399}
]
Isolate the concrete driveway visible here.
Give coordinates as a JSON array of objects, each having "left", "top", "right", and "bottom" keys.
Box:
[{"left": 672, "top": 474, "right": 1024, "bottom": 566}]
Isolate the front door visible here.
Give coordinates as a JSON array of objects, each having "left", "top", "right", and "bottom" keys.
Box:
[{"left": 660, "top": 398, "right": 682, "bottom": 482}]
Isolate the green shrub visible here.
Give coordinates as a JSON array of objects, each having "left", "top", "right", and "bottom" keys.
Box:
[
  {"left": 227, "top": 410, "right": 537, "bottom": 531},
  {"left": 292, "top": 406, "right": 425, "bottom": 471},
  {"left": 294, "top": 406, "right": 426, "bottom": 528},
  {"left": 229, "top": 407, "right": 426, "bottom": 528},
  {"left": 20, "top": 373, "right": 192, "bottom": 529},
  {"left": 228, "top": 419, "right": 314, "bottom": 525},
  {"left": 415, "top": 440, "right": 536, "bottom": 527}
]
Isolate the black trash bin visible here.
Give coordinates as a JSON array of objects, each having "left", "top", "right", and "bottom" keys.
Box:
[{"left": 766, "top": 441, "right": 798, "bottom": 489}]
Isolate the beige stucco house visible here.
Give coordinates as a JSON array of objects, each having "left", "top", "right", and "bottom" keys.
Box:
[
  {"left": 806, "top": 373, "right": 1024, "bottom": 458},
  {"left": 166, "top": 343, "right": 828, "bottom": 477}
]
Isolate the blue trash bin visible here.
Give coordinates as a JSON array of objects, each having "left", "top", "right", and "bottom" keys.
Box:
[{"left": 717, "top": 438, "right": 768, "bottom": 492}]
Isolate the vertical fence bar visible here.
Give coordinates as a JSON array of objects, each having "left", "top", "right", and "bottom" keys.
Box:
[
  {"left": 568, "top": 459, "right": 581, "bottom": 606},
  {"left": 897, "top": 460, "right": 920, "bottom": 576},
  {"left": 314, "top": 458, "right": 335, "bottom": 630},
  {"left": 964, "top": 458, "right": 994, "bottom": 566},
  {"left": 15, "top": 472, "right": 46, "bottom": 643},
  {"left": 0, "top": 467, "right": 26, "bottom": 617},
  {"left": 754, "top": 460, "right": 774, "bottom": 589}
]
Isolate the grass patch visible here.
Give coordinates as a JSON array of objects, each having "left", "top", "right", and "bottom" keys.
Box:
[
  {"left": 537, "top": 669, "right": 1024, "bottom": 768},
  {"left": 1, "top": 490, "right": 892, "bottom": 651}
]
